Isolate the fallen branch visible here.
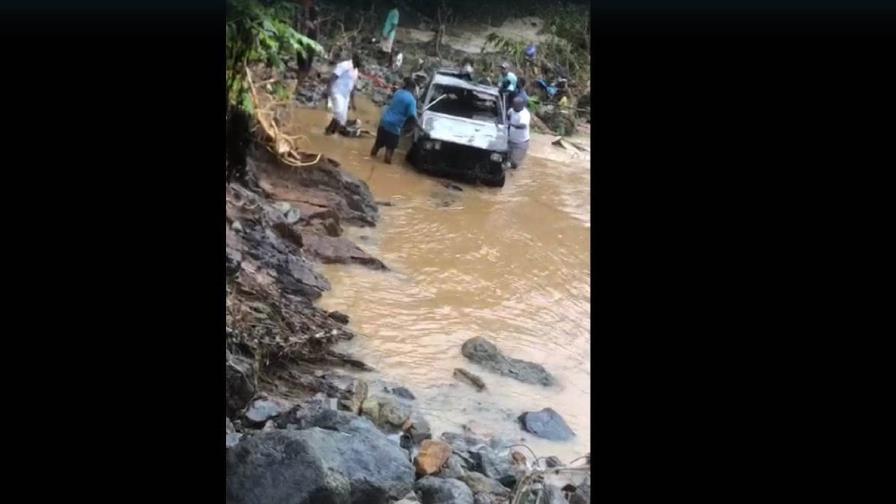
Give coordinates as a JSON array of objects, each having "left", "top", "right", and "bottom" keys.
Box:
[{"left": 245, "top": 65, "right": 322, "bottom": 168}]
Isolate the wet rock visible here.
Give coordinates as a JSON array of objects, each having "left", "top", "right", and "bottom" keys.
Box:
[
  {"left": 459, "top": 472, "right": 510, "bottom": 498},
  {"left": 302, "top": 231, "right": 388, "bottom": 270},
  {"left": 469, "top": 447, "right": 514, "bottom": 482},
  {"left": 390, "top": 386, "right": 416, "bottom": 400},
  {"left": 325, "top": 373, "right": 369, "bottom": 414},
  {"left": 414, "top": 477, "right": 474, "bottom": 504},
  {"left": 328, "top": 310, "right": 350, "bottom": 324},
  {"left": 453, "top": 368, "right": 486, "bottom": 391},
  {"left": 461, "top": 337, "right": 555, "bottom": 386},
  {"left": 396, "top": 491, "right": 421, "bottom": 504},
  {"left": 226, "top": 247, "right": 242, "bottom": 278},
  {"left": 403, "top": 411, "right": 433, "bottom": 444},
  {"left": 226, "top": 423, "right": 415, "bottom": 504},
  {"left": 362, "top": 395, "right": 413, "bottom": 431},
  {"left": 518, "top": 408, "right": 575, "bottom": 441},
  {"left": 542, "top": 456, "right": 563, "bottom": 468},
  {"left": 254, "top": 150, "right": 379, "bottom": 227},
  {"left": 243, "top": 398, "right": 290, "bottom": 427},
  {"left": 415, "top": 439, "right": 454, "bottom": 476},
  {"left": 438, "top": 455, "right": 467, "bottom": 479},
  {"left": 225, "top": 351, "right": 256, "bottom": 418},
  {"left": 538, "top": 485, "right": 568, "bottom": 504},
  {"left": 226, "top": 432, "right": 243, "bottom": 449},
  {"left": 473, "top": 494, "right": 495, "bottom": 504},
  {"left": 569, "top": 475, "right": 591, "bottom": 504}
]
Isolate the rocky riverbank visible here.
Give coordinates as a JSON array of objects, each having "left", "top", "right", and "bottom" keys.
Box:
[{"left": 225, "top": 145, "right": 589, "bottom": 502}]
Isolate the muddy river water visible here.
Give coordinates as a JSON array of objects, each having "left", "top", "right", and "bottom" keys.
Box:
[{"left": 283, "top": 97, "right": 590, "bottom": 461}]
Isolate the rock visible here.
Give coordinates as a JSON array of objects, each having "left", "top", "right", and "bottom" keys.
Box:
[
  {"left": 518, "top": 408, "right": 575, "bottom": 441},
  {"left": 453, "top": 368, "right": 486, "bottom": 391},
  {"left": 473, "top": 494, "right": 495, "bottom": 504},
  {"left": 225, "top": 351, "right": 256, "bottom": 418},
  {"left": 415, "top": 440, "right": 454, "bottom": 476},
  {"left": 469, "top": 447, "right": 514, "bottom": 482},
  {"left": 302, "top": 231, "right": 388, "bottom": 270},
  {"left": 537, "top": 485, "right": 568, "bottom": 504},
  {"left": 402, "top": 411, "right": 433, "bottom": 444},
  {"left": 459, "top": 472, "right": 510, "bottom": 497},
  {"left": 243, "top": 398, "right": 290, "bottom": 427},
  {"left": 284, "top": 207, "right": 301, "bottom": 224},
  {"left": 461, "top": 337, "right": 555, "bottom": 386},
  {"left": 569, "top": 475, "right": 591, "bottom": 504},
  {"left": 325, "top": 373, "right": 369, "bottom": 414},
  {"left": 231, "top": 220, "right": 244, "bottom": 232},
  {"left": 543, "top": 456, "right": 562, "bottom": 468},
  {"left": 226, "top": 432, "right": 243, "bottom": 449},
  {"left": 390, "top": 386, "right": 416, "bottom": 400},
  {"left": 226, "top": 421, "right": 414, "bottom": 504},
  {"left": 414, "top": 477, "right": 474, "bottom": 504},
  {"left": 437, "top": 455, "right": 467, "bottom": 479},
  {"left": 226, "top": 417, "right": 235, "bottom": 433},
  {"left": 396, "top": 491, "right": 421, "bottom": 504},
  {"left": 328, "top": 310, "right": 351, "bottom": 324},
  {"left": 362, "top": 395, "right": 413, "bottom": 431}
]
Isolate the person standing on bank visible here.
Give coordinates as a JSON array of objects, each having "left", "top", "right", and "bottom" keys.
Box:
[
  {"left": 507, "top": 95, "right": 530, "bottom": 169},
  {"left": 381, "top": 4, "right": 400, "bottom": 67},
  {"left": 325, "top": 53, "right": 361, "bottom": 136},
  {"left": 498, "top": 62, "right": 518, "bottom": 112},
  {"left": 371, "top": 77, "right": 419, "bottom": 165}
]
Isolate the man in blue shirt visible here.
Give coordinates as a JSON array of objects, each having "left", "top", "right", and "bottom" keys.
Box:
[{"left": 371, "top": 77, "right": 419, "bottom": 164}]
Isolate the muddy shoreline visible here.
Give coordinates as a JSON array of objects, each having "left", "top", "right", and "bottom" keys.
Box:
[
  {"left": 226, "top": 145, "right": 589, "bottom": 502},
  {"left": 226, "top": 5, "right": 589, "bottom": 501}
]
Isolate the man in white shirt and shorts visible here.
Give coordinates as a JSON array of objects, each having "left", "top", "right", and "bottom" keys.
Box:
[
  {"left": 507, "top": 95, "right": 530, "bottom": 169},
  {"left": 325, "top": 53, "right": 362, "bottom": 136}
]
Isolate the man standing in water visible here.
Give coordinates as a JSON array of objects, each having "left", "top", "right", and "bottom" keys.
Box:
[
  {"left": 507, "top": 95, "right": 530, "bottom": 169},
  {"left": 371, "top": 77, "right": 419, "bottom": 165},
  {"left": 381, "top": 4, "right": 400, "bottom": 67},
  {"left": 324, "top": 53, "right": 361, "bottom": 136}
]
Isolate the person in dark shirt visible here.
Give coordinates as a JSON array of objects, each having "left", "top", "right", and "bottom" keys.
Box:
[{"left": 371, "top": 77, "right": 419, "bottom": 164}]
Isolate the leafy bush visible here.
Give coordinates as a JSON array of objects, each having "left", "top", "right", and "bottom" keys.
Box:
[{"left": 226, "top": 0, "right": 324, "bottom": 114}]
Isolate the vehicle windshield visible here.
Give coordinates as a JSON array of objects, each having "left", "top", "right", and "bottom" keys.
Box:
[{"left": 425, "top": 84, "right": 503, "bottom": 124}]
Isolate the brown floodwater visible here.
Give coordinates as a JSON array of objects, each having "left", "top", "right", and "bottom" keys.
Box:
[{"left": 280, "top": 97, "right": 590, "bottom": 461}]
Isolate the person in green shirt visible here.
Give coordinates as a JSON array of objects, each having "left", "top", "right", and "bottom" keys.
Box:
[{"left": 381, "top": 4, "right": 399, "bottom": 63}]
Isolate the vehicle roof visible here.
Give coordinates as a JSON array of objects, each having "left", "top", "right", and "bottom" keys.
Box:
[{"left": 430, "top": 74, "right": 500, "bottom": 96}]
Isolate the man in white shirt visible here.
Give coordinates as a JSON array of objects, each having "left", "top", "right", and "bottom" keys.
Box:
[
  {"left": 325, "top": 53, "right": 362, "bottom": 135},
  {"left": 507, "top": 95, "right": 530, "bottom": 169}
]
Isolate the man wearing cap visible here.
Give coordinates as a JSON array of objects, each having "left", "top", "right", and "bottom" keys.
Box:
[
  {"left": 506, "top": 95, "right": 530, "bottom": 169},
  {"left": 499, "top": 62, "right": 518, "bottom": 112}
]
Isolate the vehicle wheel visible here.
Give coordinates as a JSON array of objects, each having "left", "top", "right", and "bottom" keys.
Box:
[
  {"left": 406, "top": 142, "right": 420, "bottom": 166},
  {"left": 479, "top": 169, "right": 506, "bottom": 188}
]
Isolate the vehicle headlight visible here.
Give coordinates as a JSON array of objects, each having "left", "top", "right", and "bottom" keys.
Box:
[
  {"left": 423, "top": 141, "right": 434, "bottom": 150},
  {"left": 490, "top": 153, "right": 503, "bottom": 162},
  {"left": 433, "top": 141, "right": 441, "bottom": 150}
]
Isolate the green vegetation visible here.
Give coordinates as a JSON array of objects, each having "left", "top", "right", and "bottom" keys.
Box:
[{"left": 225, "top": 0, "right": 324, "bottom": 114}]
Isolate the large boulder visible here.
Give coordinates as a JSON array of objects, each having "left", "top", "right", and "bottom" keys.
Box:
[
  {"left": 226, "top": 351, "right": 256, "bottom": 418},
  {"left": 461, "top": 337, "right": 555, "bottom": 386},
  {"left": 518, "top": 408, "right": 575, "bottom": 441},
  {"left": 226, "top": 419, "right": 415, "bottom": 504},
  {"left": 414, "top": 477, "right": 474, "bottom": 504}
]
